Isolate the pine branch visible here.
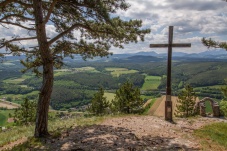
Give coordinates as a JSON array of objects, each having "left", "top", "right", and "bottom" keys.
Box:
[
  {"left": 48, "top": 23, "right": 82, "bottom": 45},
  {"left": 0, "top": 14, "right": 35, "bottom": 22},
  {"left": 43, "top": 0, "right": 59, "bottom": 24},
  {"left": 0, "top": 21, "right": 35, "bottom": 30},
  {"left": 202, "top": 38, "right": 227, "bottom": 50},
  {"left": 0, "top": 37, "right": 37, "bottom": 49},
  {"left": 0, "top": 0, "right": 17, "bottom": 8}
]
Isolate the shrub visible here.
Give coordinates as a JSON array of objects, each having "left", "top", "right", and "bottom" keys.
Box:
[{"left": 13, "top": 98, "right": 37, "bottom": 125}]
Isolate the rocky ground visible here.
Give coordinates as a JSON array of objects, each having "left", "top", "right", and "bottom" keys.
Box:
[{"left": 27, "top": 116, "right": 226, "bottom": 151}]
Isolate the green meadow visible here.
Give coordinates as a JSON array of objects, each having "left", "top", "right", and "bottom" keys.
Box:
[{"left": 141, "top": 75, "right": 161, "bottom": 91}]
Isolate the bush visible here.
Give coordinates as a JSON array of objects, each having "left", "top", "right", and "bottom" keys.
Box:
[
  {"left": 220, "top": 101, "right": 227, "bottom": 117},
  {"left": 13, "top": 98, "right": 37, "bottom": 126},
  {"left": 220, "top": 86, "right": 227, "bottom": 117}
]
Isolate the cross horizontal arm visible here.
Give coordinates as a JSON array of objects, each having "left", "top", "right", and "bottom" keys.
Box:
[{"left": 150, "top": 43, "right": 191, "bottom": 48}]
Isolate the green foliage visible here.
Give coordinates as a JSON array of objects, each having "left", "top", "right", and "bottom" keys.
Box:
[
  {"left": 175, "top": 85, "right": 196, "bottom": 118},
  {"left": 221, "top": 85, "right": 227, "bottom": 101},
  {"left": 13, "top": 98, "right": 37, "bottom": 126},
  {"left": 220, "top": 86, "right": 227, "bottom": 116},
  {"left": 220, "top": 101, "right": 227, "bottom": 117},
  {"left": 88, "top": 87, "right": 110, "bottom": 116},
  {"left": 112, "top": 81, "right": 144, "bottom": 114},
  {"left": 202, "top": 37, "right": 227, "bottom": 50}
]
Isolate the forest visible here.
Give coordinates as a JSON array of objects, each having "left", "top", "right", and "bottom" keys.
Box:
[{"left": 0, "top": 56, "right": 227, "bottom": 110}]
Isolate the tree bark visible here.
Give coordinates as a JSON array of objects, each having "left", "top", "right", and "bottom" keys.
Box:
[{"left": 33, "top": 0, "right": 53, "bottom": 137}]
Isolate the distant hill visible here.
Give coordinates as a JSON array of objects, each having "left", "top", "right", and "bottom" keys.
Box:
[
  {"left": 3, "top": 49, "right": 227, "bottom": 63},
  {"left": 112, "top": 55, "right": 164, "bottom": 63}
]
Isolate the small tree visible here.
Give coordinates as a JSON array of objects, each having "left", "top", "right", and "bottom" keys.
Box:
[
  {"left": 220, "top": 86, "right": 227, "bottom": 117},
  {"left": 113, "top": 81, "right": 144, "bottom": 114},
  {"left": 175, "top": 85, "right": 196, "bottom": 118},
  {"left": 13, "top": 98, "right": 37, "bottom": 126},
  {"left": 88, "top": 87, "right": 110, "bottom": 116}
]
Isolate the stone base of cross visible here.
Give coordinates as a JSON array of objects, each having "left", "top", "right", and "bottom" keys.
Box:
[{"left": 150, "top": 26, "right": 191, "bottom": 121}]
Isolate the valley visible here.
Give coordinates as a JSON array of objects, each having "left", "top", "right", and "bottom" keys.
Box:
[{"left": 0, "top": 52, "right": 227, "bottom": 126}]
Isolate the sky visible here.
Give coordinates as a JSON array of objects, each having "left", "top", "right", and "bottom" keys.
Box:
[
  {"left": 0, "top": 0, "right": 227, "bottom": 55},
  {"left": 112, "top": 0, "right": 227, "bottom": 54}
]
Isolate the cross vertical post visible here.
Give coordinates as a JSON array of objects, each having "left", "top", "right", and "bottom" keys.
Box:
[
  {"left": 166, "top": 26, "right": 173, "bottom": 121},
  {"left": 150, "top": 26, "right": 191, "bottom": 121}
]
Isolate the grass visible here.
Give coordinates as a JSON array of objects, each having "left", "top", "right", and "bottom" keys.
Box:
[
  {"left": 141, "top": 95, "right": 154, "bottom": 100},
  {"left": 194, "top": 122, "right": 227, "bottom": 150},
  {"left": 205, "top": 101, "right": 213, "bottom": 113},
  {"left": 141, "top": 75, "right": 161, "bottom": 91},
  {"left": 0, "top": 110, "right": 15, "bottom": 126},
  {"left": 0, "top": 115, "right": 105, "bottom": 148},
  {"left": 3, "top": 78, "right": 25, "bottom": 84},
  {"left": 54, "top": 71, "right": 72, "bottom": 76},
  {"left": 104, "top": 92, "right": 115, "bottom": 102},
  {"left": 54, "top": 67, "right": 98, "bottom": 76},
  {"left": 105, "top": 67, "right": 138, "bottom": 77},
  {"left": 143, "top": 98, "right": 156, "bottom": 114}
]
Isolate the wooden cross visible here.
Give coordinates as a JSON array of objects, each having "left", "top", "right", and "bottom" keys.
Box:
[{"left": 150, "top": 26, "right": 191, "bottom": 121}]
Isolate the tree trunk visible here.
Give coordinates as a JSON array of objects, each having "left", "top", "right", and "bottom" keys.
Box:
[
  {"left": 33, "top": 0, "right": 53, "bottom": 137},
  {"left": 34, "top": 62, "right": 53, "bottom": 137}
]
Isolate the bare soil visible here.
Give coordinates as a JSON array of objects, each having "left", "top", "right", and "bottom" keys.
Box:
[{"left": 0, "top": 102, "right": 18, "bottom": 109}]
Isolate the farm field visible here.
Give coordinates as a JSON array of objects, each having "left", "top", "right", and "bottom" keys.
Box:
[
  {"left": 54, "top": 67, "right": 98, "bottom": 76},
  {"left": 105, "top": 67, "right": 138, "bottom": 77},
  {"left": 104, "top": 92, "right": 115, "bottom": 102},
  {"left": 141, "top": 75, "right": 161, "bottom": 91}
]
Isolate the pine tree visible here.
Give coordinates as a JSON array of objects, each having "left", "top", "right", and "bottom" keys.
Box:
[
  {"left": 13, "top": 98, "right": 37, "bottom": 126},
  {"left": 0, "top": 0, "right": 150, "bottom": 137},
  {"left": 88, "top": 87, "right": 110, "bottom": 116},
  {"left": 113, "top": 80, "right": 144, "bottom": 114},
  {"left": 175, "top": 85, "right": 196, "bottom": 118}
]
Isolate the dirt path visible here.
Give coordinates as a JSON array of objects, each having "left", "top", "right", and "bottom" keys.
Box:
[
  {"left": 149, "top": 96, "right": 199, "bottom": 117},
  {"left": 6, "top": 116, "right": 223, "bottom": 151}
]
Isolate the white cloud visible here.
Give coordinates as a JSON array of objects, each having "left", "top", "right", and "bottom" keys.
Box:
[
  {"left": 111, "top": 0, "right": 227, "bottom": 54},
  {"left": 1, "top": 0, "right": 227, "bottom": 54}
]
